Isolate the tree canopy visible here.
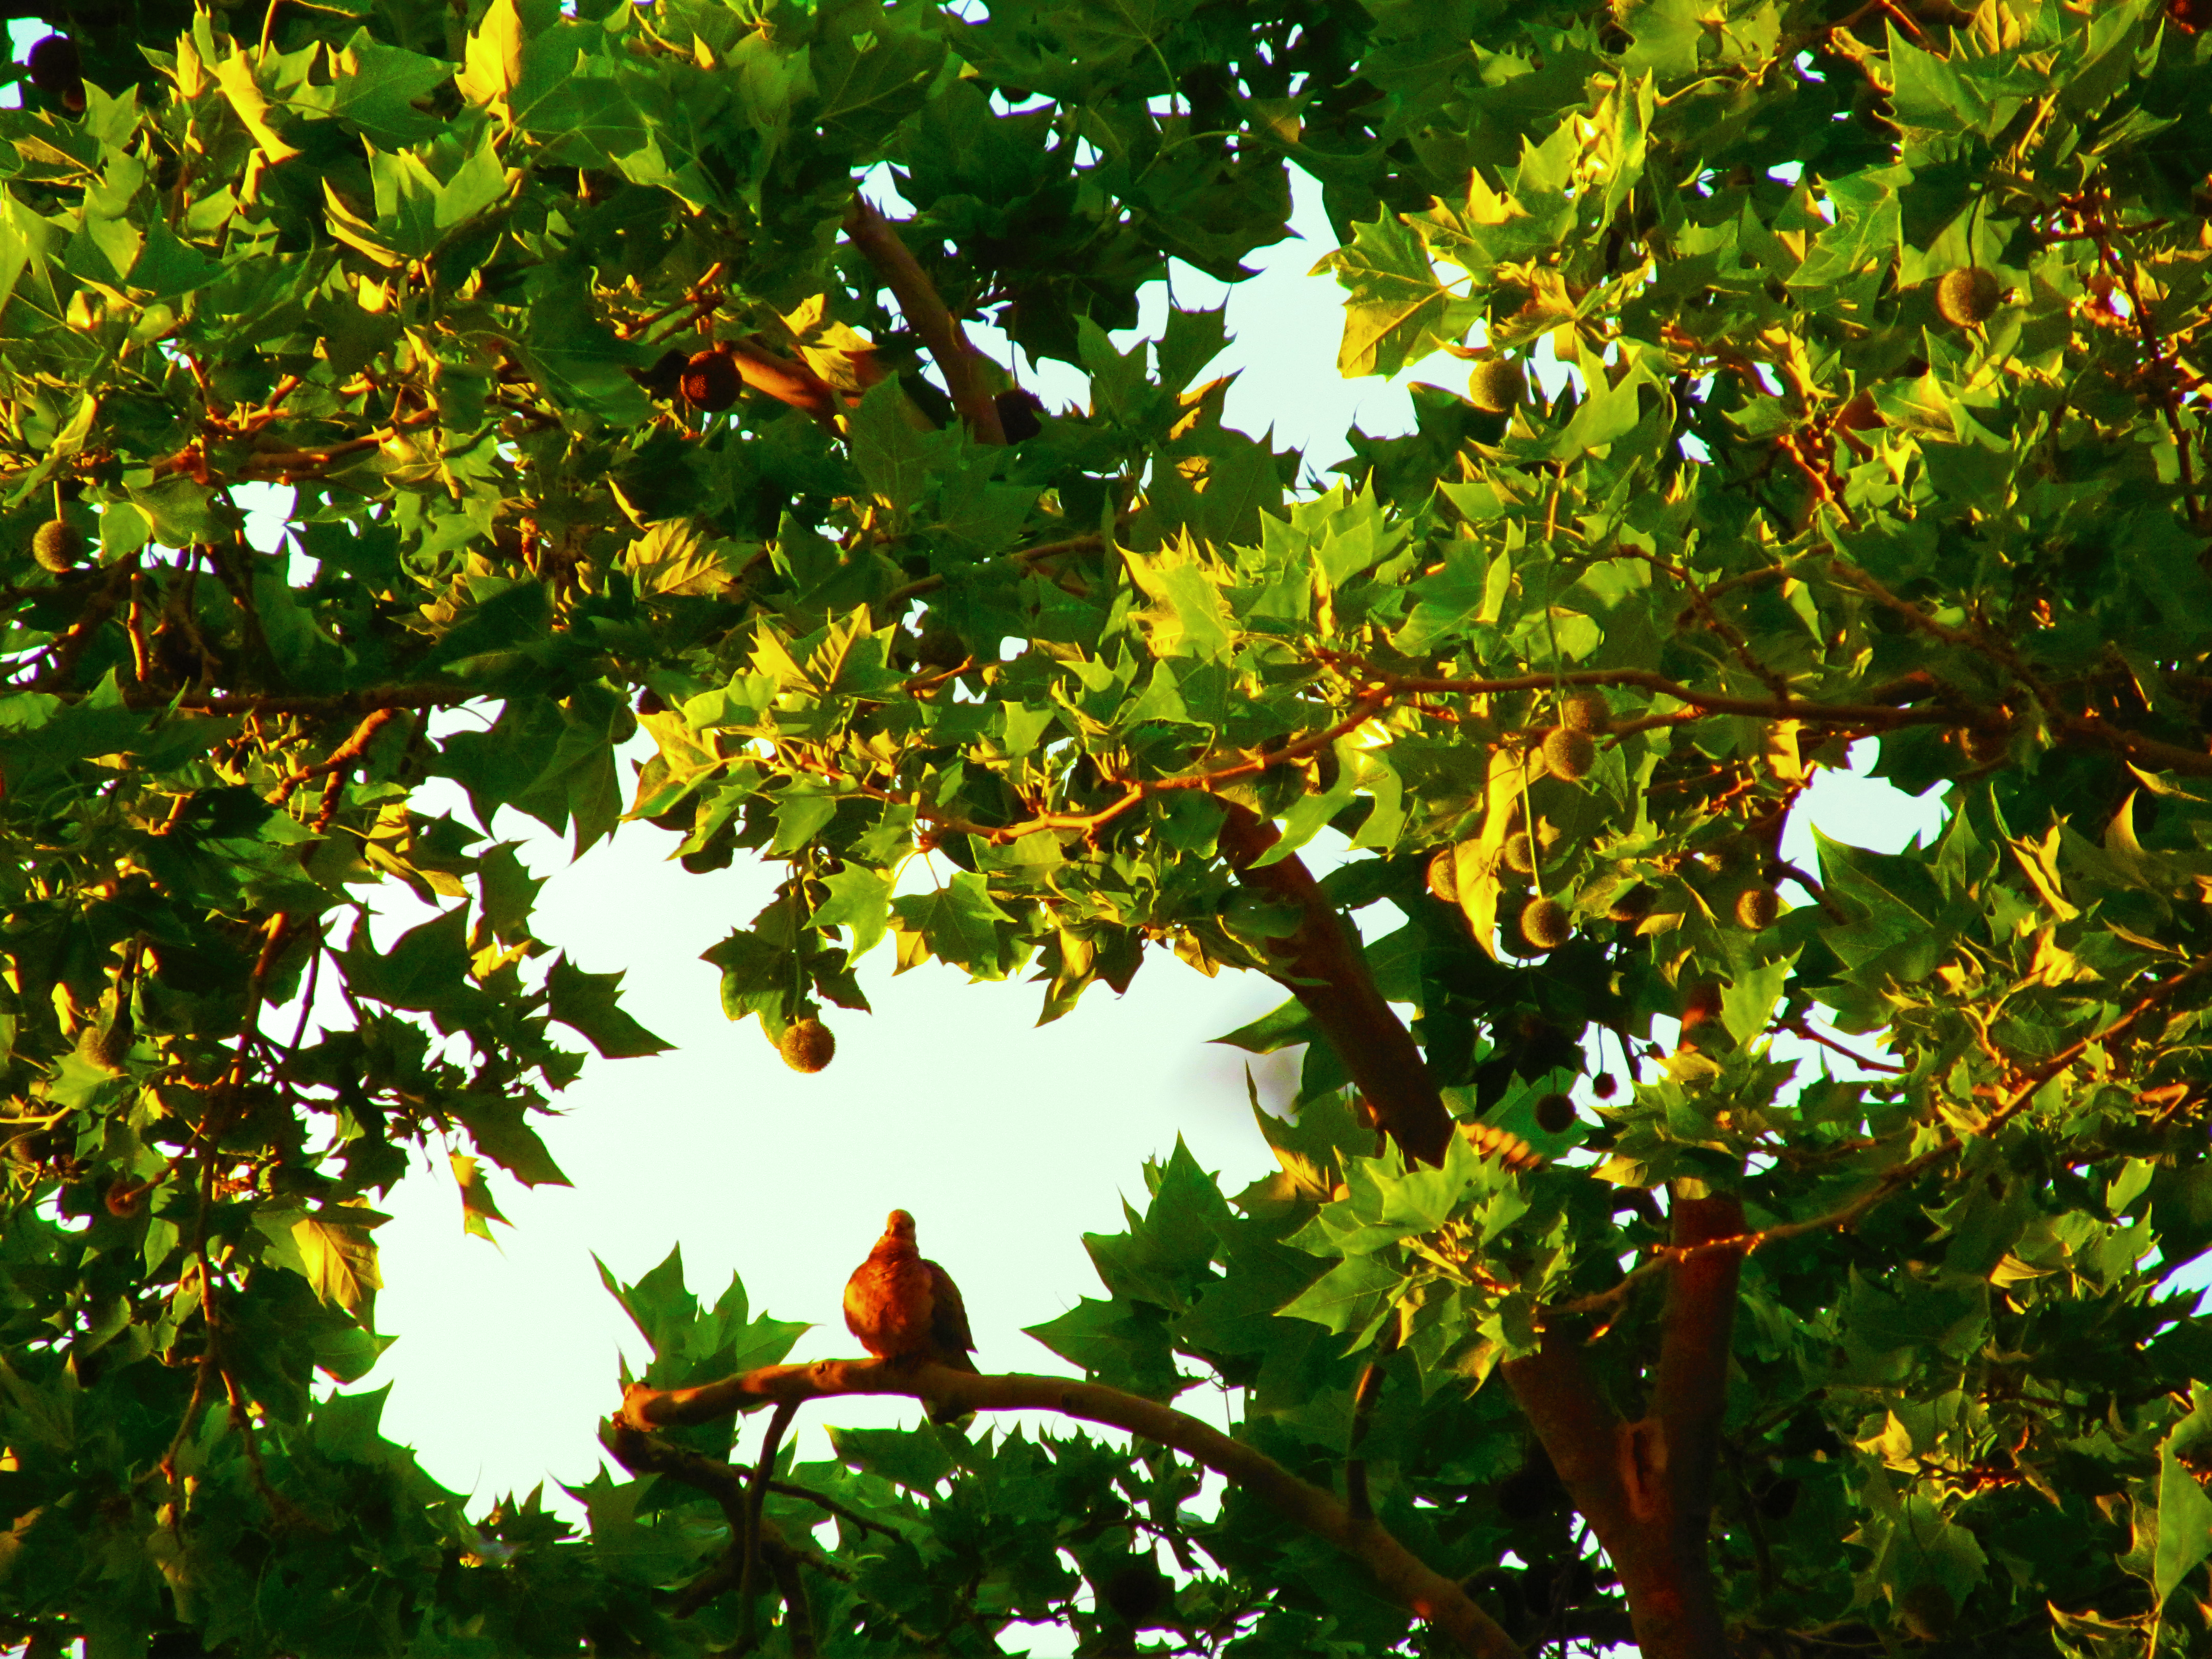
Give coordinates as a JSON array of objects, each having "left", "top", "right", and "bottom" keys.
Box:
[{"left": 5, "top": 0, "right": 2212, "bottom": 1654}]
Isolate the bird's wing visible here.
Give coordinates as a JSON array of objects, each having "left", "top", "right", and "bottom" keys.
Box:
[
  {"left": 842, "top": 1266, "right": 880, "bottom": 1351},
  {"left": 924, "top": 1259, "right": 979, "bottom": 1371}
]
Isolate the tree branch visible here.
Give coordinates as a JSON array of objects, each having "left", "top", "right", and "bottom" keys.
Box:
[
  {"left": 616, "top": 1358, "right": 1522, "bottom": 1659},
  {"left": 1218, "top": 807, "right": 1455, "bottom": 1167},
  {"left": 844, "top": 195, "right": 1008, "bottom": 445},
  {"left": 1641, "top": 1193, "right": 1743, "bottom": 1658},
  {"left": 1505, "top": 1200, "right": 1742, "bottom": 1659},
  {"left": 725, "top": 342, "right": 841, "bottom": 424}
]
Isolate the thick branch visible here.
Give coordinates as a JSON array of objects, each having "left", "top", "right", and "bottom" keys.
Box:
[
  {"left": 726, "top": 342, "right": 840, "bottom": 423},
  {"left": 1505, "top": 1203, "right": 1741, "bottom": 1659},
  {"left": 844, "top": 196, "right": 1008, "bottom": 445},
  {"left": 1642, "top": 1194, "right": 1743, "bottom": 1658},
  {"left": 1219, "top": 808, "right": 1454, "bottom": 1166},
  {"left": 1502, "top": 1340, "right": 1634, "bottom": 1548},
  {"left": 617, "top": 1358, "right": 1521, "bottom": 1659}
]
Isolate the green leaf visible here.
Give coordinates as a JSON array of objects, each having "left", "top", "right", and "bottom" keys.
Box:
[
  {"left": 1321, "top": 208, "right": 1482, "bottom": 379},
  {"left": 545, "top": 952, "right": 671, "bottom": 1058}
]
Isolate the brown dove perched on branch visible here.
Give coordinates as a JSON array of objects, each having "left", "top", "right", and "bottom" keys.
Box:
[{"left": 843, "top": 1209, "right": 980, "bottom": 1375}]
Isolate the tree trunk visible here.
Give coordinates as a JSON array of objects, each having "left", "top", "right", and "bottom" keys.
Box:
[{"left": 1506, "top": 1194, "right": 1743, "bottom": 1659}]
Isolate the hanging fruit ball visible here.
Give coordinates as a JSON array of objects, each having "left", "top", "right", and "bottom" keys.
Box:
[
  {"left": 1561, "top": 691, "right": 1609, "bottom": 733},
  {"left": 1502, "top": 833, "right": 1536, "bottom": 875},
  {"left": 32, "top": 519, "right": 83, "bottom": 573},
  {"left": 680, "top": 349, "right": 742, "bottom": 411},
  {"left": 1425, "top": 846, "right": 1459, "bottom": 903},
  {"left": 26, "top": 35, "right": 85, "bottom": 113},
  {"left": 1734, "top": 886, "right": 1780, "bottom": 930},
  {"left": 1469, "top": 357, "right": 1527, "bottom": 414},
  {"left": 1519, "top": 897, "right": 1571, "bottom": 951},
  {"left": 1542, "top": 726, "right": 1596, "bottom": 780},
  {"left": 1533, "top": 1092, "right": 1577, "bottom": 1134},
  {"left": 778, "top": 1017, "right": 836, "bottom": 1073},
  {"left": 1934, "top": 266, "right": 2001, "bottom": 328},
  {"left": 1591, "top": 1072, "right": 1619, "bottom": 1100}
]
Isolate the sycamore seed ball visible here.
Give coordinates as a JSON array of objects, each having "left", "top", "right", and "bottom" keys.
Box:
[
  {"left": 1469, "top": 357, "right": 1527, "bottom": 414},
  {"left": 1542, "top": 726, "right": 1596, "bottom": 781},
  {"left": 1503, "top": 832, "right": 1536, "bottom": 875},
  {"left": 1592, "top": 1072, "right": 1619, "bottom": 1100},
  {"left": 778, "top": 1016, "right": 836, "bottom": 1073},
  {"left": 1934, "top": 266, "right": 2001, "bottom": 329},
  {"left": 1561, "top": 691, "right": 1609, "bottom": 733},
  {"left": 87, "top": 1019, "right": 132, "bottom": 1071},
  {"left": 1426, "top": 846, "right": 1459, "bottom": 904},
  {"left": 681, "top": 349, "right": 741, "bottom": 411},
  {"left": 1735, "top": 885, "right": 1780, "bottom": 931},
  {"left": 1533, "top": 1092, "right": 1577, "bottom": 1134},
  {"left": 1520, "top": 897, "right": 1572, "bottom": 951},
  {"left": 32, "top": 519, "right": 82, "bottom": 573}
]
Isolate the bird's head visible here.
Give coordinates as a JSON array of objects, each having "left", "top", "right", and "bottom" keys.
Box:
[{"left": 884, "top": 1209, "right": 917, "bottom": 1241}]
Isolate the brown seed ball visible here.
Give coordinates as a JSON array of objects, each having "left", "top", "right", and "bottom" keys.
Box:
[
  {"left": 680, "top": 349, "right": 741, "bottom": 411},
  {"left": 104, "top": 1179, "right": 146, "bottom": 1219},
  {"left": 1468, "top": 357, "right": 1527, "bottom": 414},
  {"left": 1533, "top": 1091, "right": 1577, "bottom": 1134},
  {"left": 1897, "top": 1583, "right": 1955, "bottom": 1641},
  {"left": 1561, "top": 691, "right": 1609, "bottom": 733},
  {"left": 1541, "top": 726, "right": 1596, "bottom": 780},
  {"left": 1519, "top": 897, "right": 1572, "bottom": 952},
  {"left": 26, "top": 35, "right": 84, "bottom": 110},
  {"left": 1502, "top": 832, "right": 1536, "bottom": 875},
  {"left": 32, "top": 519, "right": 83, "bottom": 573},
  {"left": 1591, "top": 1072, "right": 1619, "bottom": 1100},
  {"left": 1425, "top": 846, "right": 1458, "bottom": 903},
  {"left": 1734, "top": 886, "right": 1780, "bottom": 931},
  {"left": 778, "top": 1017, "right": 835, "bottom": 1073},
  {"left": 1934, "top": 266, "right": 2001, "bottom": 328},
  {"left": 87, "top": 1019, "right": 132, "bottom": 1071}
]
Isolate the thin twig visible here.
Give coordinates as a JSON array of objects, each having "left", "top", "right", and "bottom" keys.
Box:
[
  {"left": 740, "top": 1401, "right": 800, "bottom": 1649},
  {"left": 1557, "top": 952, "right": 2212, "bottom": 1322}
]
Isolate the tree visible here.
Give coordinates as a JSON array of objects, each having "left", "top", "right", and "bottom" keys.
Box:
[{"left": 4, "top": 0, "right": 2212, "bottom": 1653}]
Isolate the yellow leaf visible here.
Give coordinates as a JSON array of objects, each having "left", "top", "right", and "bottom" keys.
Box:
[
  {"left": 214, "top": 48, "right": 302, "bottom": 163},
  {"left": 452, "top": 1152, "right": 511, "bottom": 1242},
  {"left": 290, "top": 1206, "right": 384, "bottom": 1316},
  {"left": 456, "top": 0, "right": 523, "bottom": 108},
  {"left": 2006, "top": 825, "right": 2079, "bottom": 921},
  {"left": 1991, "top": 1252, "right": 2049, "bottom": 1286}
]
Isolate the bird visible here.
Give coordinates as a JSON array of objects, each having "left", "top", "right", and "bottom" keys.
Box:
[{"left": 843, "top": 1209, "right": 980, "bottom": 1383}]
